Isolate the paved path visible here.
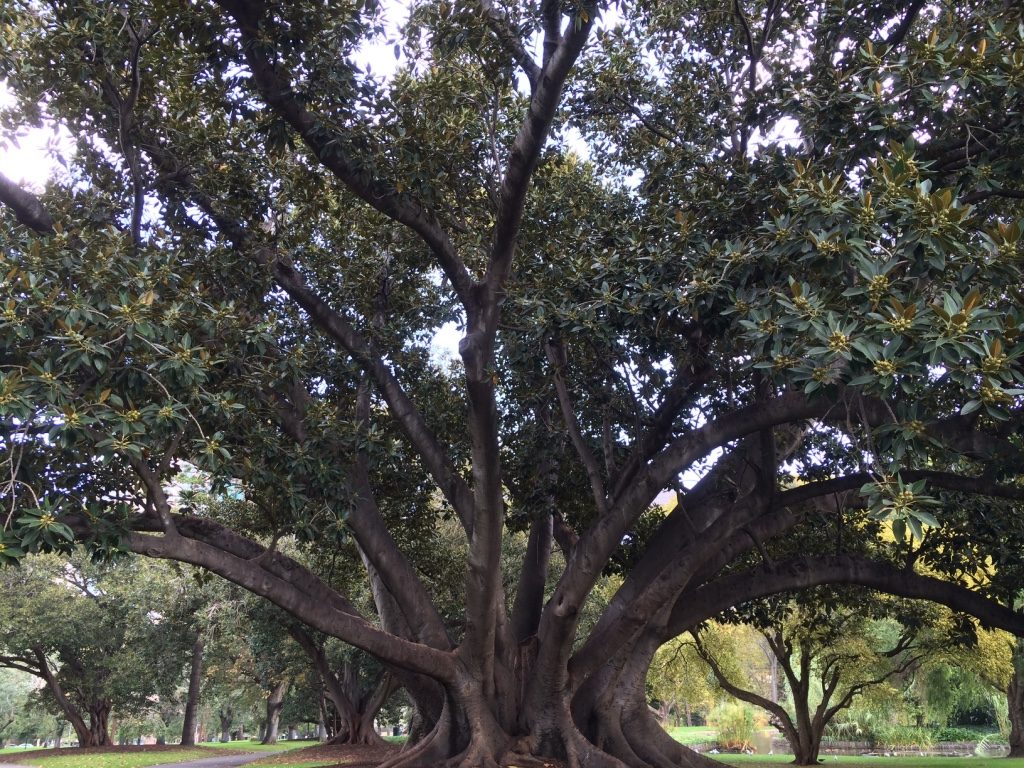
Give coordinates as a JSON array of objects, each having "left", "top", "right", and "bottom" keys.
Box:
[{"left": 150, "top": 753, "right": 266, "bottom": 768}]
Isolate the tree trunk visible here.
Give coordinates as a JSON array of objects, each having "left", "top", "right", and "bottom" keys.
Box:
[
  {"left": 31, "top": 648, "right": 93, "bottom": 747},
  {"left": 53, "top": 720, "right": 64, "bottom": 749},
  {"left": 573, "top": 633, "right": 721, "bottom": 768},
  {"left": 792, "top": 728, "right": 823, "bottom": 766},
  {"left": 88, "top": 700, "right": 112, "bottom": 747},
  {"left": 1009, "top": 653, "right": 1024, "bottom": 758},
  {"left": 181, "top": 635, "right": 205, "bottom": 746},
  {"left": 219, "top": 709, "right": 233, "bottom": 743},
  {"left": 261, "top": 679, "right": 289, "bottom": 744}
]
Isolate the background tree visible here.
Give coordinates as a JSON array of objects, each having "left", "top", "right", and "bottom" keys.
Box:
[
  {"left": 0, "top": 670, "right": 35, "bottom": 746},
  {"left": 0, "top": 553, "right": 192, "bottom": 747},
  {"left": 694, "top": 592, "right": 946, "bottom": 764}
]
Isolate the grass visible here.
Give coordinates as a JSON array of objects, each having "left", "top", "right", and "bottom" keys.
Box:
[
  {"left": 198, "top": 740, "right": 320, "bottom": 753},
  {"left": 666, "top": 725, "right": 718, "bottom": 745},
  {"left": 716, "top": 756, "right": 1024, "bottom": 768},
  {"left": 0, "top": 746, "right": 229, "bottom": 767},
  {"left": 0, "top": 746, "right": 45, "bottom": 755}
]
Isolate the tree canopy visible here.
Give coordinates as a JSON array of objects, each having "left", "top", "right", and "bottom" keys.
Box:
[
  {"left": 2, "top": 1, "right": 1024, "bottom": 767},
  {"left": 0, "top": 553, "right": 192, "bottom": 746}
]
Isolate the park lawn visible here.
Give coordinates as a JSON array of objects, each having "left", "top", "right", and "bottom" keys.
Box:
[
  {"left": 199, "top": 740, "right": 320, "bottom": 752},
  {"left": 666, "top": 725, "right": 718, "bottom": 745},
  {"left": 0, "top": 745, "right": 239, "bottom": 767},
  {"left": 0, "top": 747, "right": 44, "bottom": 755},
  {"left": 716, "top": 756, "right": 1024, "bottom": 768}
]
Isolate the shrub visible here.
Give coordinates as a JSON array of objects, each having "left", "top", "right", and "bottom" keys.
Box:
[
  {"left": 709, "top": 702, "right": 756, "bottom": 751},
  {"left": 874, "top": 725, "right": 934, "bottom": 750},
  {"left": 931, "top": 726, "right": 980, "bottom": 742}
]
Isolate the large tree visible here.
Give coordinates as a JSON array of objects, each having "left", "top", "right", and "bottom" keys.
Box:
[
  {"left": 3, "top": 2, "right": 1024, "bottom": 767},
  {"left": 694, "top": 594, "right": 946, "bottom": 765},
  {"left": 0, "top": 554, "right": 190, "bottom": 747}
]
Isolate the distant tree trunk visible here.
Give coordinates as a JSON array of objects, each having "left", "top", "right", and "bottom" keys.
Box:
[
  {"left": 317, "top": 689, "right": 329, "bottom": 741},
  {"left": 1009, "top": 645, "right": 1024, "bottom": 758},
  {"left": 685, "top": 702, "right": 693, "bottom": 727},
  {"left": 31, "top": 648, "right": 93, "bottom": 747},
  {"left": 219, "top": 708, "right": 233, "bottom": 743},
  {"left": 261, "top": 679, "right": 289, "bottom": 744},
  {"left": 88, "top": 700, "right": 112, "bottom": 747},
  {"left": 53, "top": 720, "right": 64, "bottom": 748},
  {"left": 288, "top": 726, "right": 299, "bottom": 740},
  {"left": 288, "top": 627, "right": 392, "bottom": 746},
  {"left": 181, "top": 635, "right": 204, "bottom": 746}
]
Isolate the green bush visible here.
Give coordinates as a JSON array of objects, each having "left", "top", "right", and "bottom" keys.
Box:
[
  {"left": 931, "top": 726, "right": 981, "bottom": 742},
  {"left": 709, "top": 702, "right": 755, "bottom": 751},
  {"left": 873, "top": 725, "right": 935, "bottom": 749}
]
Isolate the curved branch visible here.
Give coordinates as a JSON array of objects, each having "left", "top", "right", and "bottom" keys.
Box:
[
  {"left": 122, "top": 517, "right": 455, "bottom": 681},
  {"left": 693, "top": 633, "right": 799, "bottom": 747},
  {"left": 666, "top": 554, "right": 1024, "bottom": 638}
]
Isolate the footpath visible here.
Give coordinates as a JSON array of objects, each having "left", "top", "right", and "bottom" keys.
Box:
[{"left": 149, "top": 754, "right": 267, "bottom": 768}]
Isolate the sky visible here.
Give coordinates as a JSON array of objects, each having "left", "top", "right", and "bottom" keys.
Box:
[{"left": 0, "top": 85, "right": 72, "bottom": 191}]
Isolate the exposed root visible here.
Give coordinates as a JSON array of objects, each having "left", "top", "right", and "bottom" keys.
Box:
[
  {"left": 377, "top": 711, "right": 454, "bottom": 768},
  {"left": 624, "top": 708, "right": 719, "bottom": 768}
]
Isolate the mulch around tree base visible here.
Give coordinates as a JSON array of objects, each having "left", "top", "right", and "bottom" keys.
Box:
[
  {"left": 252, "top": 745, "right": 400, "bottom": 766},
  {"left": 252, "top": 745, "right": 567, "bottom": 768}
]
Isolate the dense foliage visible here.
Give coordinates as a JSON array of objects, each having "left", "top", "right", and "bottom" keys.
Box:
[{"left": 2, "top": 1, "right": 1024, "bottom": 767}]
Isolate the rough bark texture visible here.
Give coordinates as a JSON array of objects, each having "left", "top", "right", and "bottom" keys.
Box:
[
  {"left": 87, "top": 700, "right": 112, "bottom": 747},
  {"left": 180, "top": 635, "right": 204, "bottom": 746}
]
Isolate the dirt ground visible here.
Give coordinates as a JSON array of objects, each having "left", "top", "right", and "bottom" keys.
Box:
[
  {"left": 252, "top": 745, "right": 399, "bottom": 766},
  {"left": 251, "top": 744, "right": 566, "bottom": 768}
]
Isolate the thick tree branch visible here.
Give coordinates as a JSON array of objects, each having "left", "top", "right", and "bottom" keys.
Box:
[
  {"left": 117, "top": 516, "right": 455, "bottom": 681},
  {"left": 961, "top": 187, "right": 1024, "bottom": 204},
  {"left": 665, "top": 554, "right": 1024, "bottom": 638},
  {"left": 479, "top": 0, "right": 541, "bottom": 89},
  {"left": 0, "top": 654, "right": 40, "bottom": 677},
  {"left": 883, "top": 0, "right": 927, "bottom": 49},
  {"left": 215, "top": 1, "right": 475, "bottom": 308},
  {"left": 476, "top": 7, "right": 594, "bottom": 338},
  {"left": 0, "top": 172, "right": 54, "bottom": 233},
  {"left": 510, "top": 513, "right": 553, "bottom": 643}
]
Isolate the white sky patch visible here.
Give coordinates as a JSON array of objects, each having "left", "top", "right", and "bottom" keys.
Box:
[
  {"left": 0, "top": 83, "right": 73, "bottom": 190},
  {"left": 352, "top": 0, "right": 412, "bottom": 80},
  {"left": 430, "top": 320, "right": 462, "bottom": 361}
]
